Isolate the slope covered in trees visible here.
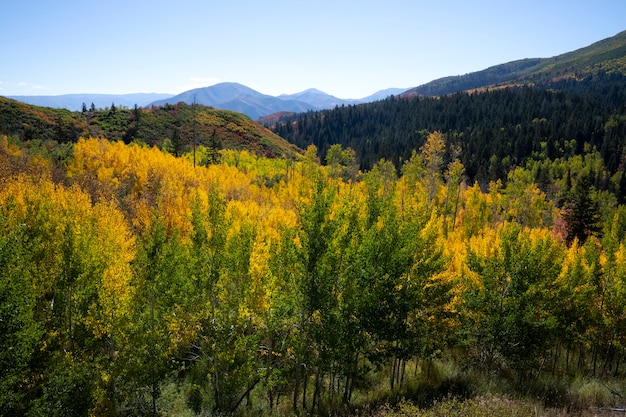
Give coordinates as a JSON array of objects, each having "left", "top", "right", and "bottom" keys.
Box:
[
  {"left": 0, "top": 97, "right": 301, "bottom": 160},
  {"left": 268, "top": 30, "right": 626, "bottom": 194},
  {"left": 3, "top": 129, "right": 626, "bottom": 416},
  {"left": 269, "top": 72, "right": 626, "bottom": 190},
  {"left": 403, "top": 29, "right": 626, "bottom": 96}
]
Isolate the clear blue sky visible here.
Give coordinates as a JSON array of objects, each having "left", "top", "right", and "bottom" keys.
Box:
[{"left": 1, "top": 0, "right": 625, "bottom": 99}]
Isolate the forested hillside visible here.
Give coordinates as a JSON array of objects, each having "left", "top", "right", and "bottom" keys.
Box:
[
  {"left": 0, "top": 97, "right": 301, "bottom": 160},
  {"left": 3, "top": 128, "right": 626, "bottom": 416},
  {"left": 269, "top": 72, "right": 626, "bottom": 189},
  {"left": 403, "top": 29, "right": 626, "bottom": 96},
  {"left": 268, "top": 29, "right": 626, "bottom": 192}
]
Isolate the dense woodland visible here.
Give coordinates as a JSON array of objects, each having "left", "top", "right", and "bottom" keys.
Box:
[
  {"left": 2, "top": 120, "right": 626, "bottom": 415},
  {"left": 269, "top": 72, "right": 626, "bottom": 186},
  {"left": 0, "top": 97, "right": 300, "bottom": 161},
  {"left": 3, "top": 38, "right": 626, "bottom": 414}
]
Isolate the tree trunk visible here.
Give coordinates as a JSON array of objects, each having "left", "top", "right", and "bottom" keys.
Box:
[
  {"left": 390, "top": 357, "right": 397, "bottom": 390},
  {"left": 293, "top": 360, "right": 300, "bottom": 413},
  {"left": 151, "top": 381, "right": 158, "bottom": 417},
  {"left": 577, "top": 346, "right": 584, "bottom": 372},
  {"left": 312, "top": 368, "right": 321, "bottom": 413},
  {"left": 452, "top": 181, "right": 461, "bottom": 231},
  {"left": 302, "top": 365, "right": 309, "bottom": 411},
  {"left": 230, "top": 378, "right": 260, "bottom": 414},
  {"left": 346, "top": 352, "right": 359, "bottom": 404}
]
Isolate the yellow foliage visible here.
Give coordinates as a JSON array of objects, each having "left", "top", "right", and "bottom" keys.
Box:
[
  {"left": 444, "top": 229, "right": 468, "bottom": 275},
  {"left": 0, "top": 173, "right": 136, "bottom": 340},
  {"left": 248, "top": 234, "right": 272, "bottom": 314}
]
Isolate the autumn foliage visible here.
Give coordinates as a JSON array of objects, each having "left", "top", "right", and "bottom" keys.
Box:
[{"left": 2, "top": 133, "right": 626, "bottom": 416}]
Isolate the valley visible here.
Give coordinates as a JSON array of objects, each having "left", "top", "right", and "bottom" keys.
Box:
[{"left": 1, "top": 29, "right": 626, "bottom": 417}]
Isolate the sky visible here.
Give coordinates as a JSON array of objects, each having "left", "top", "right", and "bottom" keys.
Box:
[{"left": 1, "top": 0, "right": 625, "bottom": 99}]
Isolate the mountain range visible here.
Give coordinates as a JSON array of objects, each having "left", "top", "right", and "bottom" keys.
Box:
[
  {"left": 1, "top": 28, "right": 625, "bottom": 185},
  {"left": 5, "top": 29, "right": 626, "bottom": 121},
  {"left": 145, "top": 84, "right": 406, "bottom": 120},
  {"left": 8, "top": 85, "right": 407, "bottom": 120}
]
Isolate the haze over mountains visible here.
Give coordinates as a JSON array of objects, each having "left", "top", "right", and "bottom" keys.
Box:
[
  {"left": 150, "top": 83, "right": 409, "bottom": 120},
  {"left": 8, "top": 85, "right": 407, "bottom": 120},
  {"left": 5, "top": 29, "right": 626, "bottom": 121},
  {"left": 5, "top": 93, "right": 173, "bottom": 112}
]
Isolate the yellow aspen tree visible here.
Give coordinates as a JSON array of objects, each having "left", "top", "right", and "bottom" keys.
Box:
[{"left": 420, "top": 131, "right": 446, "bottom": 202}]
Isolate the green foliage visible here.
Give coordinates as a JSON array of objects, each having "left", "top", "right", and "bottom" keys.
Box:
[
  {"left": 0, "top": 201, "right": 42, "bottom": 415},
  {"left": 271, "top": 75, "right": 626, "bottom": 188},
  {"left": 563, "top": 176, "right": 602, "bottom": 245},
  {"left": 0, "top": 97, "right": 88, "bottom": 143},
  {"left": 5, "top": 104, "right": 626, "bottom": 416},
  {"left": 325, "top": 143, "right": 359, "bottom": 181},
  {"left": 28, "top": 358, "right": 96, "bottom": 417},
  {"left": 464, "top": 223, "right": 563, "bottom": 374},
  {"left": 122, "top": 215, "right": 193, "bottom": 415},
  {"left": 0, "top": 98, "right": 301, "bottom": 165}
]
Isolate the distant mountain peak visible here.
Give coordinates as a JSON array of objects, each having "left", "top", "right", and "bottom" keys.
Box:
[
  {"left": 278, "top": 88, "right": 331, "bottom": 99},
  {"left": 300, "top": 88, "right": 328, "bottom": 94}
]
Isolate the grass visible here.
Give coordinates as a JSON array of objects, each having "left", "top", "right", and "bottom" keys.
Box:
[
  {"left": 368, "top": 395, "right": 626, "bottom": 417},
  {"left": 348, "top": 359, "right": 626, "bottom": 417},
  {"left": 124, "top": 358, "right": 626, "bottom": 416}
]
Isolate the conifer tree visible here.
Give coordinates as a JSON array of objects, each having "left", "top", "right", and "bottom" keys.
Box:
[{"left": 563, "top": 176, "right": 601, "bottom": 245}]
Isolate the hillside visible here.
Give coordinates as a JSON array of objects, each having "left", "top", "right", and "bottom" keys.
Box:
[
  {"left": 0, "top": 96, "right": 89, "bottom": 142},
  {"left": 404, "top": 29, "right": 626, "bottom": 96},
  {"left": 0, "top": 96, "right": 302, "bottom": 160},
  {"left": 270, "top": 72, "right": 626, "bottom": 186},
  {"left": 6, "top": 93, "right": 173, "bottom": 112},
  {"left": 268, "top": 30, "right": 626, "bottom": 188}
]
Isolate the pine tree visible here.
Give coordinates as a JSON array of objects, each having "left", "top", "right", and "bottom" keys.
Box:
[
  {"left": 171, "top": 126, "right": 184, "bottom": 157},
  {"left": 563, "top": 176, "right": 601, "bottom": 245}
]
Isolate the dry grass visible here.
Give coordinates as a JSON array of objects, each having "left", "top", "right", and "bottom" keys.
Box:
[{"left": 366, "top": 395, "right": 626, "bottom": 417}]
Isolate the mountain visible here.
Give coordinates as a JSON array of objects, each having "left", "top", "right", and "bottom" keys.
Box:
[
  {"left": 269, "top": 31, "right": 626, "bottom": 184},
  {"left": 278, "top": 88, "right": 346, "bottom": 109},
  {"left": 6, "top": 83, "right": 410, "bottom": 121},
  {"left": 150, "top": 82, "right": 317, "bottom": 120},
  {"left": 277, "top": 87, "right": 409, "bottom": 106},
  {"left": 356, "top": 88, "right": 409, "bottom": 102},
  {"left": 6, "top": 93, "right": 173, "bottom": 111},
  {"left": 404, "top": 30, "right": 626, "bottom": 96},
  {"left": 150, "top": 83, "right": 410, "bottom": 120}
]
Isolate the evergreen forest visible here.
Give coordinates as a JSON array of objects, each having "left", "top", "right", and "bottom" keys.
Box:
[{"left": 268, "top": 72, "right": 626, "bottom": 187}]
